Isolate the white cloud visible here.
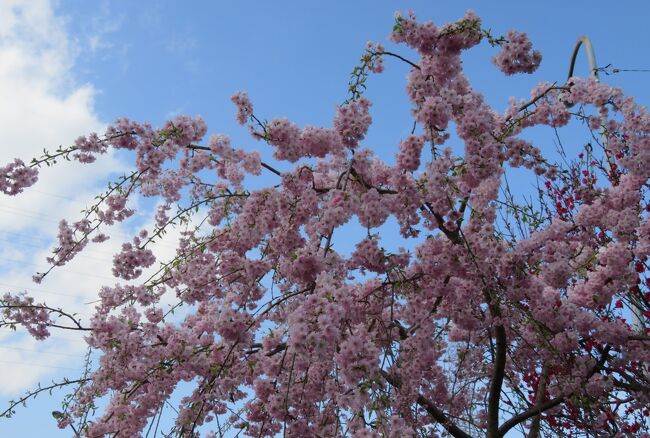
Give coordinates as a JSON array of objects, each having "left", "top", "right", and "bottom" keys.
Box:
[
  {"left": 0, "top": 0, "right": 131, "bottom": 395},
  {"left": 0, "top": 0, "right": 190, "bottom": 400}
]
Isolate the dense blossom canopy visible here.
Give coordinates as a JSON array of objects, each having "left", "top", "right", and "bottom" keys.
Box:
[{"left": 1, "top": 10, "right": 650, "bottom": 438}]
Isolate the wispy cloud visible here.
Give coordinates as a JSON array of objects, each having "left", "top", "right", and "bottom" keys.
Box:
[
  {"left": 71, "top": 0, "right": 130, "bottom": 73},
  {"left": 85, "top": 0, "right": 123, "bottom": 55},
  {"left": 0, "top": 0, "right": 193, "bottom": 399},
  {"left": 165, "top": 31, "right": 201, "bottom": 73},
  {"left": 0, "top": 0, "right": 127, "bottom": 395}
]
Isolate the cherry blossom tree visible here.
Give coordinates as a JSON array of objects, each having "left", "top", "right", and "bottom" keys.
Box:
[{"left": 2, "top": 10, "right": 650, "bottom": 437}]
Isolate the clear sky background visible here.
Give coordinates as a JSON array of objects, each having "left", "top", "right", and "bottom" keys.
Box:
[{"left": 1, "top": 1, "right": 649, "bottom": 436}]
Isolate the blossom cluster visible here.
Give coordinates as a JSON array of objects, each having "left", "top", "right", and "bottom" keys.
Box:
[
  {"left": 0, "top": 158, "right": 38, "bottom": 195},
  {"left": 231, "top": 91, "right": 253, "bottom": 125},
  {"left": 1, "top": 293, "right": 51, "bottom": 340},
  {"left": 492, "top": 30, "right": 542, "bottom": 75},
  {"left": 44, "top": 219, "right": 90, "bottom": 269},
  {"left": 112, "top": 232, "right": 156, "bottom": 280},
  {"left": 333, "top": 97, "right": 372, "bottom": 148},
  {"left": 73, "top": 132, "right": 108, "bottom": 163}
]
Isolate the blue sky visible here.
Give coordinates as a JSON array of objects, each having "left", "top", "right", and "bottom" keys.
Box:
[{"left": 0, "top": 0, "right": 649, "bottom": 436}]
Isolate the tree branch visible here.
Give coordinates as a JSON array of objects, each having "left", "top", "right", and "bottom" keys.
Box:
[
  {"left": 527, "top": 364, "right": 549, "bottom": 438},
  {"left": 380, "top": 370, "right": 471, "bottom": 438},
  {"left": 498, "top": 346, "right": 611, "bottom": 437},
  {"left": 485, "top": 291, "right": 507, "bottom": 438},
  {"left": 1, "top": 378, "right": 89, "bottom": 418}
]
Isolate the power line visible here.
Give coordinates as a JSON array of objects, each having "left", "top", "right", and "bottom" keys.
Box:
[
  {"left": 27, "top": 188, "right": 151, "bottom": 218},
  {"left": 0, "top": 205, "right": 180, "bottom": 249},
  {"left": 0, "top": 206, "right": 142, "bottom": 242},
  {"left": 0, "top": 345, "right": 86, "bottom": 358},
  {"left": 0, "top": 236, "right": 113, "bottom": 264},
  {"left": 0, "top": 359, "right": 81, "bottom": 372},
  {"left": 0, "top": 281, "right": 98, "bottom": 301},
  {"left": 0, "top": 256, "right": 117, "bottom": 282},
  {"left": 0, "top": 228, "right": 127, "bottom": 258}
]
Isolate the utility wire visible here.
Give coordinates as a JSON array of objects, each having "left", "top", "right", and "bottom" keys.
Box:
[
  {"left": 0, "top": 281, "right": 100, "bottom": 301},
  {"left": 0, "top": 256, "right": 117, "bottom": 282},
  {"left": 0, "top": 359, "right": 80, "bottom": 372},
  {"left": 0, "top": 345, "right": 86, "bottom": 358}
]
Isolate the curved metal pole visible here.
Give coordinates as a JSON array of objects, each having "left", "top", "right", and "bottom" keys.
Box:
[
  {"left": 567, "top": 36, "right": 646, "bottom": 335},
  {"left": 567, "top": 36, "right": 600, "bottom": 81}
]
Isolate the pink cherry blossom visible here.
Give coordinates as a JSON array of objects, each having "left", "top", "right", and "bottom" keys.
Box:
[
  {"left": 0, "top": 10, "right": 648, "bottom": 438},
  {"left": 492, "top": 30, "right": 542, "bottom": 75}
]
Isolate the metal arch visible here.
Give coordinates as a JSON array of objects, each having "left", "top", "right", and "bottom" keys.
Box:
[{"left": 567, "top": 35, "right": 600, "bottom": 81}]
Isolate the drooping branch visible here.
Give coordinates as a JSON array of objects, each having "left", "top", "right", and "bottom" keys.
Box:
[
  {"left": 375, "top": 50, "right": 421, "bottom": 70},
  {"left": 1, "top": 299, "right": 91, "bottom": 337},
  {"left": 0, "top": 378, "right": 89, "bottom": 419}
]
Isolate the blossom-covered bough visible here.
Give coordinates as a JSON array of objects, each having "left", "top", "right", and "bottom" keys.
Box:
[{"left": 1, "top": 11, "right": 650, "bottom": 437}]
